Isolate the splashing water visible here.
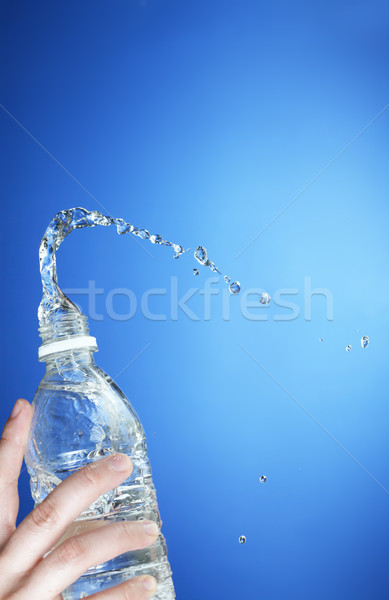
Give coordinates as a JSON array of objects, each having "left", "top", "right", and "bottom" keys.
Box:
[
  {"left": 346, "top": 345, "right": 352, "bottom": 352},
  {"left": 38, "top": 208, "right": 240, "bottom": 331},
  {"left": 259, "top": 475, "right": 267, "bottom": 484},
  {"left": 193, "top": 268, "right": 199, "bottom": 276},
  {"left": 361, "top": 336, "right": 369, "bottom": 349}
]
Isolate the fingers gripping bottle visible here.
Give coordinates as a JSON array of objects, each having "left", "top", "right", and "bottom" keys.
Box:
[
  {"left": 24, "top": 208, "right": 175, "bottom": 600},
  {"left": 25, "top": 314, "right": 175, "bottom": 600}
]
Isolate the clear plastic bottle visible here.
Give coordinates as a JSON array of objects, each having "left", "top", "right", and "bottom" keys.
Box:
[{"left": 25, "top": 312, "right": 175, "bottom": 600}]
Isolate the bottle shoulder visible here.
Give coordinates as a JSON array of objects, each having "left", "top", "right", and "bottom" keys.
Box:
[
  {"left": 40, "top": 362, "right": 126, "bottom": 390},
  {"left": 28, "top": 362, "right": 145, "bottom": 474},
  {"left": 40, "top": 362, "right": 103, "bottom": 386},
  {"left": 36, "top": 363, "right": 134, "bottom": 412}
]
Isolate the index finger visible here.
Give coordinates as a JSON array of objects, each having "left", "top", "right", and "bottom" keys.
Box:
[
  {"left": 1, "top": 453, "right": 133, "bottom": 575},
  {"left": 0, "top": 399, "right": 33, "bottom": 548}
]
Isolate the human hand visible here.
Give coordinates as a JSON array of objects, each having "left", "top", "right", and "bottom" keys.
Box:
[{"left": 0, "top": 399, "right": 158, "bottom": 600}]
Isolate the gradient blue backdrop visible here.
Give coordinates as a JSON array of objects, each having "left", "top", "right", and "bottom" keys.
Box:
[{"left": 1, "top": 1, "right": 389, "bottom": 598}]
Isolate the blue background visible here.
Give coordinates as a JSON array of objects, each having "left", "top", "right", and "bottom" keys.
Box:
[{"left": 1, "top": 1, "right": 389, "bottom": 598}]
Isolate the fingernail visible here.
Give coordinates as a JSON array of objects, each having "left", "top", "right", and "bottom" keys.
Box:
[
  {"left": 143, "top": 521, "right": 159, "bottom": 536},
  {"left": 108, "top": 454, "right": 132, "bottom": 472},
  {"left": 10, "top": 400, "right": 23, "bottom": 419},
  {"left": 142, "top": 575, "right": 157, "bottom": 591}
]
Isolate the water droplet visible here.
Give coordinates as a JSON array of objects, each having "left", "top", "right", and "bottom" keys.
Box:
[
  {"left": 259, "top": 292, "right": 271, "bottom": 305},
  {"left": 229, "top": 281, "right": 241, "bottom": 294},
  {"left": 150, "top": 234, "right": 163, "bottom": 244},
  {"left": 135, "top": 229, "right": 150, "bottom": 239},
  {"left": 361, "top": 336, "right": 369, "bottom": 349},
  {"left": 209, "top": 261, "right": 221, "bottom": 273},
  {"left": 194, "top": 246, "right": 208, "bottom": 265},
  {"left": 239, "top": 535, "right": 246, "bottom": 544},
  {"left": 319, "top": 337, "right": 323, "bottom": 342},
  {"left": 259, "top": 475, "right": 267, "bottom": 483},
  {"left": 346, "top": 345, "right": 352, "bottom": 352},
  {"left": 173, "top": 253, "right": 180, "bottom": 259},
  {"left": 172, "top": 244, "right": 185, "bottom": 255},
  {"left": 193, "top": 268, "right": 199, "bottom": 276},
  {"left": 224, "top": 275, "right": 231, "bottom": 283}
]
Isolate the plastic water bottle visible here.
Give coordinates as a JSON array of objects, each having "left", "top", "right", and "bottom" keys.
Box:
[{"left": 25, "top": 311, "right": 175, "bottom": 600}]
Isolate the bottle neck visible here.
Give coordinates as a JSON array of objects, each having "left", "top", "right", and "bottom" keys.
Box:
[
  {"left": 38, "top": 308, "right": 98, "bottom": 362},
  {"left": 39, "top": 307, "right": 91, "bottom": 344}
]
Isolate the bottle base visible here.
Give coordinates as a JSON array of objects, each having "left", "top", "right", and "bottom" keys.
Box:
[{"left": 61, "top": 557, "right": 176, "bottom": 600}]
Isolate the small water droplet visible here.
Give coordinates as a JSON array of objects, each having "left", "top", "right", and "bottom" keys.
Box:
[
  {"left": 194, "top": 246, "right": 208, "bottom": 265},
  {"left": 209, "top": 261, "right": 221, "bottom": 273},
  {"left": 259, "top": 292, "right": 271, "bottom": 305},
  {"left": 259, "top": 475, "right": 267, "bottom": 483},
  {"left": 224, "top": 275, "right": 231, "bottom": 283},
  {"left": 136, "top": 229, "right": 150, "bottom": 239},
  {"left": 173, "top": 253, "right": 180, "bottom": 259},
  {"left": 172, "top": 244, "right": 185, "bottom": 255},
  {"left": 346, "top": 345, "right": 352, "bottom": 352},
  {"left": 239, "top": 535, "right": 246, "bottom": 544},
  {"left": 193, "top": 268, "right": 199, "bottom": 276},
  {"left": 150, "top": 234, "right": 163, "bottom": 244},
  {"left": 361, "top": 336, "right": 369, "bottom": 349},
  {"left": 319, "top": 338, "right": 323, "bottom": 342},
  {"left": 229, "top": 281, "right": 241, "bottom": 294}
]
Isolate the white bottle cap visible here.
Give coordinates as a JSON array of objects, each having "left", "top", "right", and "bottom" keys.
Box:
[{"left": 38, "top": 335, "right": 98, "bottom": 360}]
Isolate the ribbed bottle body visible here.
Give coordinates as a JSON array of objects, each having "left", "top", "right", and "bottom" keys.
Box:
[{"left": 25, "top": 352, "right": 175, "bottom": 600}]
